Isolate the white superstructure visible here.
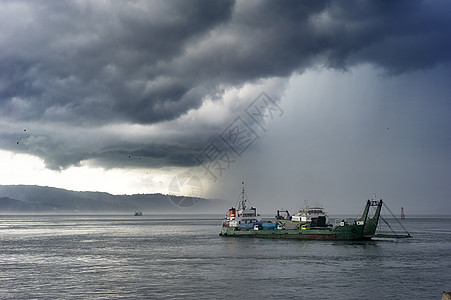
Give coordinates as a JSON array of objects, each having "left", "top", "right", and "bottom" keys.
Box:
[{"left": 222, "top": 182, "right": 261, "bottom": 228}]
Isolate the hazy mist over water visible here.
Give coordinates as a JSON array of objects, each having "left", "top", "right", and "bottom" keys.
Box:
[{"left": 0, "top": 215, "right": 450, "bottom": 299}]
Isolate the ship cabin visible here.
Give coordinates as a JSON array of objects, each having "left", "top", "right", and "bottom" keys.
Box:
[{"left": 223, "top": 206, "right": 261, "bottom": 228}]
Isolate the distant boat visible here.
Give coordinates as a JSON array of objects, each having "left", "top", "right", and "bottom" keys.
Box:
[{"left": 134, "top": 211, "right": 142, "bottom": 216}]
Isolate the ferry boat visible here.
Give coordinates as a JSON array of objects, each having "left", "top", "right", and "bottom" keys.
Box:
[{"left": 219, "top": 183, "right": 402, "bottom": 241}]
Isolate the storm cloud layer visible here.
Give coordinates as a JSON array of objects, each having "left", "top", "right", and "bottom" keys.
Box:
[{"left": 1, "top": 0, "right": 450, "bottom": 170}]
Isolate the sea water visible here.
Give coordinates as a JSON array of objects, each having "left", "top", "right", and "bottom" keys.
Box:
[{"left": 0, "top": 215, "right": 450, "bottom": 299}]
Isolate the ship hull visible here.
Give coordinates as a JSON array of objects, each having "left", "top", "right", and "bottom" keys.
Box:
[{"left": 220, "top": 224, "right": 365, "bottom": 241}]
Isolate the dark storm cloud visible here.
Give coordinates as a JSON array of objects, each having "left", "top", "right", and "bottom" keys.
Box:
[
  {"left": 91, "top": 144, "right": 202, "bottom": 170},
  {"left": 1, "top": 0, "right": 450, "bottom": 170},
  {"left": 0, "top": 0, "right": 235, "bottom": 124},
  {"left": 323, "top": 0, "right": 451, "bottom": 73}
]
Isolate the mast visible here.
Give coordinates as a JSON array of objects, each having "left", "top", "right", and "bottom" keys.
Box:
[{"left": 240, "top": 181, "right": 247, "bottom": 210}]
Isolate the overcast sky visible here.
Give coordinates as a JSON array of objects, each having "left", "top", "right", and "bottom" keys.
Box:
[{"left": 1, "top": 0, "right": 450, "bottom": 214}]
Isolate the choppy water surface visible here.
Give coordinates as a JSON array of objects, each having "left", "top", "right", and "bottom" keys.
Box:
[{"left": 0, "top": 215, "right": 450, "bottom": 299}]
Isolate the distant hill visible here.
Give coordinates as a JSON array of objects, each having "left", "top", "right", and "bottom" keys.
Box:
[{"left": 0, "top": 185, "right": 227, "bottom": 213}]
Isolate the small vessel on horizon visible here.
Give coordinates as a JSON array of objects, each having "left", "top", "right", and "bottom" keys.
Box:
[
  {"left": 134, "top": 211, "right": 142, "bottom": 216},
  {"left": 220, "top": 183, "right": 411, "bottom": 240}
]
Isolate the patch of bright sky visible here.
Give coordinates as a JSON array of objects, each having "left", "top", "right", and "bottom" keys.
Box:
[{"left": 0, "top": 150, "right": 183, "bottom": 195}]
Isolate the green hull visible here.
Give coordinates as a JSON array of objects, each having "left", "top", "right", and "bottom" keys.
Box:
[{"left": 219, "top": 224, "right": 366, "bottom": 241}]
